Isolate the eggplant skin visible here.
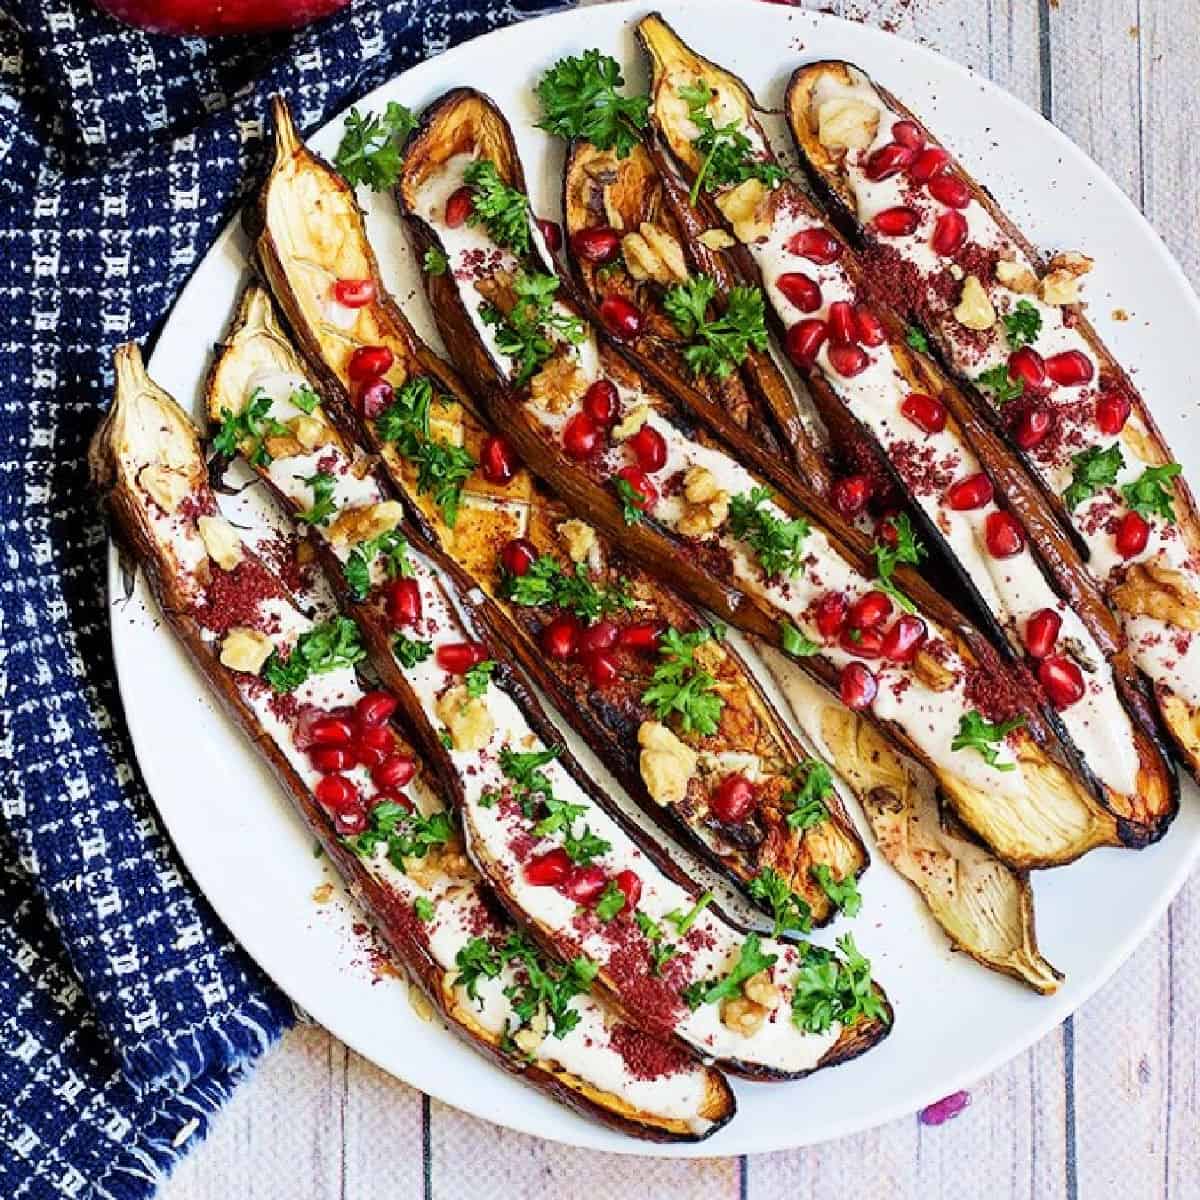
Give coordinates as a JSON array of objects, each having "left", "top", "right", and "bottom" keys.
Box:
[{"left": 93, "top": 342, "right": 734, "bottom": 1144}]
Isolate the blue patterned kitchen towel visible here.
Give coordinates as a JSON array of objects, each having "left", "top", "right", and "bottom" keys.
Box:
[{"left": 0, "top": 0, "right": 564, "bottom": 1196}]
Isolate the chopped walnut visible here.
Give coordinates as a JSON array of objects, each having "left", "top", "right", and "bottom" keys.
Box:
[
  {"left": 529, "top": 355, "right": 587, "bottom": 413},
  {"left": 475, "top": 270, "right": 517, "bottom": 316},
  {"left": 311, "top": 882, "right": 335, "bottom": 904},
  {"left": 327, "top": 500, "right": 404, "bottom": 547},
  {"left": 721, "top": 995, "right": 767, "bottom": 1036},
  {"left": 638, "top": 720, "right": 698, "bottom": 806},
  {"left": 436, "top": 685, "right": 495, "bottom": 752},
  {"left": 994, "top": 259, "right": 1038, "bottom": 294},
  {"left": 953, "top": 275, "right": 996, "bottom": 331},
  {"left": 698, "top": 228, "right": 736, "bottom": 251},
  {"left": 677, "top": 465, "right": 730, "bottom": 537},
  {"left": 1111, "top": 562, "right": 1200, "bottom": 631},
  {"left": 264, "top": 434, "right": 305, "bottom": 460},
  {"left": 512, "top": 1007, "right": 549, "bottom": 1054},
  {"left": 138, "top": 465, "right": 191, "bottom": 514},
  {"left": 742, "top": 969, "right": 780, "bottom": 1009},
  {"left": 197, "top": 515, "right": 244, "bottom": 571},
  {"left": 815, "top": 96, "right": 879, "bottom": 151},
  {"left": 913, "top": 647, "right": 957, "bottom": 692},
  {"left": 692, "top": 636, "right": 726, "bottom": 674},
  {"left": 612, "top": 404, "right": 651, "bottom": 441},
  {"left": 715, "top": 178, "right": 771, "bottom": 244},
  {"left": 1040, "top": 252, "right": 1093, "bottom": 306},
  {"left": 219, "top": 627, "right": 274, "bottom": 674},
  {"left": 558, "top": 518, "right": 597, "bottom": 564},
  {"left": 290, "top": 414, "right": 328, "bottom": 451},
  {"left": 643, "top": 222, "right": 689, "bottom": 283}
]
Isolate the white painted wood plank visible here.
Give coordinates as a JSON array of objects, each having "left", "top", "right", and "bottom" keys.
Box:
[{"left": 1164, "top": 875, "right": 1200, "bottom": 1196}]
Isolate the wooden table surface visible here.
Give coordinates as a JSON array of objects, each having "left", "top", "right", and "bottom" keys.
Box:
[{"left": 160, "top": 1, "right": 1200, "bottom": 1196}]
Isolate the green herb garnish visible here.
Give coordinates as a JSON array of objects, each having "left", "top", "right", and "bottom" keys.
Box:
[
  {"left": 352, "top": 803, "right": 453, "bottom": 872},
  {"left": 683, "top": 932, "right": 778, "bottom": 1008},
  {"left": 872, "top": 512, "right": 926, "bottom": 614},
  {"left": 393, "top": 633, "right": 433, "bottom": 668},
  {"left": 499, "top": 746, "right": 561, "bottom": 818},
  {"left": 414, "top": 896, "right": 435, "bottom": 923},
  {"left": 463, "top": 159, "right": 531, "bottom": 255},
  {"left": 666, "top": 891, "right": 714, "bottom": 936},
  {"left": 535, "top": 50, "right": 650, "bottom": 158},
  {"left": 263, "top": 616, "right": 366, "bottom": 692},
  {"left": 212, "top": 388, "right": 288, "bottom": 467},
  {"left": 500, "top": 555, "right": 634, "bottom": 623},
  {"left": 614, "top": 475, "right": 649, "bottom": 524},
  {"left": 423, "top": 246, "right": 448, "bottom": 276},
  {"left": 635, "top": 912, "right": 678, "bottom": 976},
  {"left": 1063, "top": 443, "right": 1125, "bottom": 511},
  {"left": 905, "top": 326, "right": 930, "bottom": 354},
  {"left": 289, "top": 384, "right": 320, "bottom": 415},
  {"left": 950, "top": 710, "right": 1026, "bottom": 771},
  {"left": 594, "top": 880, "right": 627, "bottom": 922},
  {"left": 780, "top": 622, "right": 820, "bottom": 658},
  {"left": 790, "top": 934, "right": 888, "bottom": 1034},
  {"left": 1002, "top": 299, "right": 1042, "bottom": 349},
  {"left": 975, "top": 364, "right": 1025, "bottom": 405},
  {"left": 663, "top": 275, "right": 769, "bottom": 379},
  {"left": 480, "top": 271, "right": 586, "bottom": 387},
  {"left": 729, "top": 486, "right": 810, "bottom": 579},
  {"left": 641, "top": 627, "right": 725, "bottom": 736},
  {"left": 464, "top": 659, "right": 496, "bottom": 699},
  {"left": 748, "top": 867, "right": 813, "bottom": 937},
  {"left": 531, "top": 794, "right": 588, "bottom": 839},
  {"left": 784, "top": 761, "right": 832, "bottom": 831},
  {"left": 343, "top": 528, "right": 413, "bottom": 601},
  {"left": 334, "top": 102, "right": 417, "bottom": 190},
  {"left": 296, "top": 472, "right": 337, "bottom": 527},
  {"left": 1121, "top": 463, "right": 1181, "bottom": 521},
  {"left": 562, "top": 825, "right": 611, "bottom": 867},
  {"left": 810, "top": 864, "right": 862, "bottom": 918}
]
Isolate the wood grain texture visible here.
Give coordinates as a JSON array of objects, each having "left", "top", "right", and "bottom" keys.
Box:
[{"left": 158, "top": 1, "right": 1200, "bottom": 1196}]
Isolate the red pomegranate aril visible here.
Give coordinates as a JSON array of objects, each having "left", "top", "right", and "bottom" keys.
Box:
[
  {"left": 614, "top": 869, "right": 642, "bottom": 909},
  {"left": 579, "top": 620, "right": 619, "bottom": 655},
  {"left": 630, "top": 424, "right": 667, "bottom": 472},
  {"left": 785, "top": 318, "right": 828, "bottom": 369},
  {"left": 1115, "top": 510, "right": 1150, "bottom": 558},
  {"left": 310, "top": 716, "right": 354, "bottom": 747},
  {"left": 384, "top": 577, "right": 422, "bottom": 629},
  {"left": 335, "top": 807, "right": 368, "bottom": 836},
  {"left": 927, "top": 173, "right": 971, "bottom": 208},
  {"left": 841, "top": 626, "right": 885, "bottom": 658},
  {"left": 562, "top": 412, "right": 602, "bottom": 460},
  {"left": 1044, "top": 350, "right": 1095, "bottom": 387},
  {"left": 347, "top": 344, "right": 394, "bottom": 382},
  {"left": 775, "top": 271, "right": 823, "bottom": 313},
  {"left": 985, "top": 511, "right": 1025, "bottom": 558},
  {"left": 865, "top": 141, "right": 916, "bottom": 181},
  {"left": 436, "top": 641, "right": 486, "bottom": 674},
  {"left": 537, "top": 218, "right": 562, "bottom": 253},
  {"left": 848, "top": 590, "right": 893, "bottom": 631},
  {"left": 828, "top": 343, "right": 870, "bottom": 378},
  {"left": 1038, "top": 655, "right": 1086, "bottom": 710},
  {"left": 854, "top": 305, "right": 887, "bottom": 347},
  {"left": 501, "top": 537, "right": 538, "bottom": 577},
  {"left": 616, "top": 466, "right": 657, "bottom": 512},
  {"left": 827, "top": 300, "right": 857, "bottom": 346},
  {"left": 910, "top": 145, "right": 950, "bottom": 184},
  {"left": 525, "top": 849, "right": 572, "bottom": 887},
  {"left": 295, "top": 706, "right": 345, "bottom": 749},
  {"left": 373, "top": 753, "right": 416, "bottom": 791},
  {"left": 583, "top": 379, "right": 619, "bottom": 426},
  {"left": 354, "top": 725, "right": 393, "bottom": 768},
  {"left": 618, "top": 620, "right": 665, "bottom": 652},
  {"left": 892, "top": 120, "right": 925, "bottom": 150},
  {"left": 1024, "top": 608, "right": 1062, "bottom": 659},
  {"left": 1013, "top": 405, "right": 1052, "bottom": 451},
  {"left": 901, "top": 392, "right": 947, "bottom": 434},
  {"left": 931, "top": 209, "right": 968, "bottom": 256},
  {"left": 815, "top": 591, "right": 849, "bottom": 638},
  {"left": 1096, "top": 390, "right": 1132, "bottom": 435},
  {"left": 882, "top": 615, "right": 928, "bottom": 663},
  {"left": 832, "top": 473, "right": 872, "bottom": 518},
  {"left": 315, "top": 773, "right": 358, "bottom": 812},
  {"left": 710, "top": 774, "right": 756, "bottom": 823},
  {"left": 444, "top": 186, "right": 474, "bottom": 228},
  {"left": 333, "top": 278, "right": 376, "bottom": 308},
  {"left": 562, "top": 865, "right": 606, "bottom": 904},
  {"left": 571, "top": 226, "right": 621, "bottom": 264},
  {"left": 357, "top": 378, "right": 393, "bottom": 420},
  {"left": 310, "top": 745, "right": 355, "bottom": 773},
  {"left": 873, "top": 206, "right": 920, "bottom": 237},
  {"left": 481, "top": 434, "right": 519, "bottom": 484},
  {"left": 599, "top": 295, "right": 642, "bottom": 339},
  {"left": 355, "top": 690, "right": 398, "bottom": 729},
  {"left": 541, "top": 613, "right": 582, "bottom": 660},
  {"left": 947, "top": 471, "right": 994, "bottom": 511},
  {"left": 584, "top": 649, "right": 619, "bottom": 688},
  {"left": 1007, "top": 347, "right": 1048, "bottom": 396},
  {"left": 840, "top": 662, "right": 878, "bottom": 710},
  {"left": 788, "top": 227, "right": 842, "bottom": 264}
]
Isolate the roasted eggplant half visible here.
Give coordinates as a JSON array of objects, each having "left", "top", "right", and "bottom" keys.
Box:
[
  {"left": 206, "top": 282, "right": 892, "bottom": 1082},
  {"left": 394, "top": 83, "right": 1119, "bottom": 870},
  {"left": 785, "top": 60, "right": 1200, "bottom": 781},
  {"left": 90, "top": 343, "right": 734, "bottom": 1142},
  {"left": 250, "top": 98, "right": 870, "bottom": 929},
  {"left": 631, "top": 15, "right": 1176, "bottom": 845}
]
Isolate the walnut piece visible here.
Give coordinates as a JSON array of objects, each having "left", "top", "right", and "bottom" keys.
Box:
[
  {"left": 715, "top": 178, "right": 771, "bottom": 244},
  {"left": 1040, "top": 252, "right": 1093, "bottom": 306},
  {"left": 622, "top": 221, "right": 690, "bottom": 286},
  {"left": 913, "top": 647, "right": 957, "bottom": 692},
  {"left": 327, "top": 500, "right": 404, "bottom": 547},
  {"left": 290, "top": 414, "right": 328, "bottom": 451},
  {"left": 530, "top": 355, "right": 587, "bottom": 413},
  {"left": 698, "top": 228, "right": 736, "bottom": 251},
  {"left": 138, "top": 465, "right": 191, "bottom": 514},
  {"left": 612, "top": 404, "right": 651, "bottom": 441},
  {"left": 264, "top": 434, "right": 304, "bottom": 460},
  {"left": 994, "top": 259, "right": 1038, "bottom": 294},
  {"left": 219, "top": 627, "right": 274, "bottom": 674},
  {"left": 558, "top": 518, "right": 597, "bottom": 564},
  {"left": 816, "top": 97, "right": 879, "bottom": 152},
  {"left": 720, "top": 995, "right": 767, "bottom": 1036},
  {"left": 197, "top": 515, "right": 244, "bottom": 571},
  {"left": 436, "top": 685, "right": 495, "bottom": 752},
  {"left": 1111, "top": 562, "right": 1200, "bottom": 631},
  {"left": 638, "top": 720, "right": 698, "bottom": 806},
  {"left": 474, "top": 270, "right": 517, "bottom": 316},
  {"left": 953, "top": 275, "right": 997, "bottom": 331},
  {"left": 742, "top": 969, "right": 780, "bottom": 1009},
  {"left": 677, "top": 465, "right": 730, "bottom": 537}
]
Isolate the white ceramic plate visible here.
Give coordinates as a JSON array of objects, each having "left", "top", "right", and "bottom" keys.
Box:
[{"left": 109, "top": 0, "right": 1200, "bottom": 1155}]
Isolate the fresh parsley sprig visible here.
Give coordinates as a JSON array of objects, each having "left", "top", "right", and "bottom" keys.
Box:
[
  {"left": 790, "top": 934, "right": 888, "bottom": 1034},
  {"left": 463, "top": 160, "right": 531, "bottom": 255},
  {"left": 951, "top": 710, "right": 1026, "bottom": 771},
  {"left": 422, "top": 247, "right": 448, "bottom": 276},
  {"left": 748, "top": 867, "right": 813, "bottom": 937},
  {"left": 783, "top": 761, "right": 832, "bottom": 832},
  {"left": 464, "top": 659, "right": 496, "bottom": 699},
  {"left": 614, "top": 475, "right": 650, "bottom": 524},
  {"left": 663, "top": 275, "right": 769, "bottom": 379},
  {"left": 1063, "top": 443, "right": 1124, "bottom": 511},
  {"left": 393, "top": 633, "right": 433, "bottom": 668},
  {"left": 296, "top": 472, "right": 337, "bottom": 526},
  {"left": 499, "top": 555, "right": 634, "bottom": 623},
  {"left": 780, "top": 622, "right": 819, "bottom": 658},
  {"left": 666, "top": 891, "right": 714, "bottom": 936},
  {"left": 872, "top": 513, "right": 926, "bottom": 614},
  {"left": 641, "top": 627, "right": 725, "bottom": 737},
  {"left": 635, "top": 912, "right": 679, "bottom": 975},
  {"left": 678, "top": 81, "right": 785, "bottom": 205},
  {"left": 335, "top": 102, "right": 418, "bottom": 190},
  {"left": 212, "top": 388, "right": 289, "bottom": 467},
  {"left": 351, "top": 803, "right": 454, "bottom": 873},
  {"left": 594, "top": 880, "right": 627, "bottom": 921},
  {"left": 1122, "top": 463, "right": 1181, "bottom": 521},
  {"left": 729, "top": 486, "right": 811, "bottom": 579},
  {"left": 810, "top": 864, "right": 862, "bottom": 918},
  {"left": 344, "top": 528, "right": 413, "bottom": 601},
  {"left": 480, "top": 272, "right": 586, "bottom": 387},
  {"left": 562, "top": 825, "right": 611, "bottom": 867},
  {"left": 975, "top": 364, "right": 1025, "bottom": 405},
  {"left": 1002, "top": 299, "right": 1042, "bottom": 349},
  {"left": 535, "top": 50, "right": 650, "bottom": 158},
  {"left": 905, "top": 325, "right": 930, "bottom": 354},
  {"left": 499, "top": 746, "right": 561, "bottom": 818},
  {"left": 681, "top": 932, "right": 778, "bottom": 1010},
  {"left": 264, "top": 616, "right": 366, "bottom": 692}
]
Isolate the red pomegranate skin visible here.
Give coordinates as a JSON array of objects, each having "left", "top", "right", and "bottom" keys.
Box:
[{"left": 93, "top": 0, "right": 351, "bottom": 35}]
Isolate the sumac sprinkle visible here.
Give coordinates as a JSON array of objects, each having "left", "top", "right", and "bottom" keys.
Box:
[
  {"left": 191, "top": 558, "right": 287, "bottom": 635},
  {"left": 608, "top": 1023, "right": 693, "bottom": 1080}
]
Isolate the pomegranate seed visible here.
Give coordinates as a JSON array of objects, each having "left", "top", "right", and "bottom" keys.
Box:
[
  {"left": 579, "top": 620, "right": 619, "bottom": 655},
  {"left": 1013, "top": 405, "right": 1052, "bottom": 451},
  {"left": 876, "top": 514, "right": 901, "bottom": 547},
  {"left": 785, "top": 318, "right": 828, "bottom": 369},
  {"left": 480, "top": 434, "right": 519, "bottom": 484},
  {"left": 540, "top": 613, "right": 581, "bottom": 660},
  {"left": 947, "top": 471, "right": 994, "bottom": 511},
  {"left": 570, "top": 226, "right": 621, "bottom": 263},
  {"left": 931, "top": 210, "right": 967, "bottom": 256},
  {"left": 629, "top": 424, "right": 667, "bottom": 472},
  {"left": 873, "top": 206, "right": 920, "bottom": 236},
  {"left": 985, "top": 511, "right": 1025, "bottom": 558},
  {"left": 583, "top": 379, "right": 618, "bottom": 426},
  {"left": 616, "top": 466, "right": 657, "bottom": 513},
  {"left": 865, "top": 141, "right": 916, "bottom": 181},
  {"left": 1024, "top": 609, "right": 1062, "bottom": 659},
  {"left": 436, "top": 641, "right": 486, "bottom": 674},
  {"left": 828, "top": 343, "right": 870, "bottom": 377},
  {"left": 788, "top": 228, "right": 842, "bottom": 264},
  {"left": 444, "top": 186, "right": 474, "bottom": 228},
  {"left": 827, "top": 300, "right": 858, "bottom": 346},
  {"left": 1044, "top": 350, "right": 1095, "bottom": 387},
  {"left": 882, "top": 615, "right": 927, "bottom": 662},
  {"left": 501, "top": 537, "right": 538, "bottom": 577},
  {"left": 775, "top": 271, "right": 823, "bottom": 313},
  {"left": 1096, "top": 389, "right": 1132, "bottom": 436},
  {"left": 1007, "top": 347, "right": 1049, "bottom": 396},
  {"left": 348, "top": 344, "right": 394, "bottom": 382},
  {"left": 384, "top": 577, "right": 422, "bottom": 628},
  {"left": 1115, "top": 510, "right": 1150, "bottom": 558},
  {"left": 840, "top": 662, "right": 878, "bottom": 710},
  {"left": 614, "top": 869, "right": 642, "bottom": 908},
  {"left": 355, "top": 690, "right": 398, "bottom": 728},
  {"left": 815, "top": 591, "right": 849, "bottom": 637},
  {"left": 335, "top": 807, "right": 367, "bottom": 836},
  {"left": 525, "top": 849, "right": 571, "bottom": 886},
  {"left": 831, "top": 474, "right": 872, "bottom": 518},
  {"left": 310, "top": 746, "right": 355, "bottom": 773},
  {"left": 333, "top": 278, "right": 376, "bottom": 308},
  {"left": 927, "top": 173, "right": 970, "bottom": 208},
  {"left": 537, "top": 218, "right": 562, "bottom": 253},
  {"left": 910, "top": 146, "right": 950, "bottom": 184},
  {"left": 854, "top": 305, "right": 887, "bottom": 347},
  {"left": 599, "top": 295, "right": 642, "bottom": 339},
  {"left": 892, "top": 120, "right": 925, "bottom": 150},
  {"left": 354, "top": 725, "right": 393, "bottom": 768},
  {"left": 562, "top": 865, "right": 606, "bottom": 903},
  {"left": 357, "top": 379, "right": 393, "bottom": 420},
  {"left": 562, "top": 412, "right": 602, "bottom": 460},
  {"left": 584, "top": 649, "right": 619, "bottom": 688},
  {"left": 710, "top": 774, "right": 757, "bottom": 823},
  {"left": 901, "top": 392, "right": 947, "bottom": 434},
  {"left": 373, "top": 753, "right": 416, "bottom": 791},
  {"left": 848, "top": 590, "right": 893, "bottom": 630},
  {"left": 841, "top": 626, "right": 885, "bottom": 658},
  {"left": 618, "top": 620, "right": 666, "bottom": 652},
  {"left": 310, "top": 716, "right": 354, "bottom": 747},
  {"left": 1038, "top": 655, "right": 1086, "bottom": 709},
  {"left": 315, "top": 773, "right": 358, "bottom": 811}
]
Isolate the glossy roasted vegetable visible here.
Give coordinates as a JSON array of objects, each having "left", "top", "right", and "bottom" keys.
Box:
[
  {"left": 632, "top": 14, "right": 1177, "bottom": 846},
  {"left": 784, "top": 59, "right": 1200, "bottom": 782},
  {"left": 93, "top": 343, "right": 734, "bottom": 1142}
]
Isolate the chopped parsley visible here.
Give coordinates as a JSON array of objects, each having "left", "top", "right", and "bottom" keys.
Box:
[
  {"left": 531, "top": 794, "right": 588, "bottom": 839},
  {"left": 748, "top": 867, "right": 813, "bottom": 937},
  {"left": 810, "top": 864, "right": 862, "bottom": 918},
  {"left": 422, "top": 246, "right": 448, "bottom": 276},
  {"left": 263, "top": 616, "right": 366, "bottom": 692},
  {"left": 1122, "top": 463, "right": 1181, "bottom": 521},
  {"left": 535, "top": 50, "right": 650, "bottom": 158},
  {"left": 780, "top": 622, "right": 819, "bottom": 657},
  {"left": 641, "top": 627, "right": 725, "bottom": 737},
  {"left": 1063, "top": 442, "right": 1125, "bottom": 511},
  {"left": 790, "top": 934, "right": 888, "bottom": 1034},
  {"left": 499, "top": 746, "right": 561, "bottom": 816},
  {"left": 635, "top": 912, "right": 678, "bottom": 975},
  {"left": 594, "top": 880, "right": 627, "bottom": 921},
  {"left": 393, "top": 633, "right": 433, "bottom": 668},
  {"left": 334, "top": 102, "right": 417, "bottom": 190},
  {"left": 614, "top": 475, "right": 649, "bottom": 524},
  {"left": 784, "top": 761, "right": 832, "bottom": 831},
  {"left": 1002, "top": 299, "right": 1042, "bottom": 349},
  {"left": 413, "top": 896, "right": 435, "bottom": 922},
  {"left": 682, "top": 932, "right": 778, "bottom": 1010},
  {"left": 211, "top": 388, "right": 288, "bottom": 467},
  {"left": 463, "top": 159, "right": 531, "bottom": 256},
  {"left": 905, "top": 325, "right": 930, "bottom": 354},
  {"left": 666, "top": 891, "right": 714, "bottom": 936},
  {"left": 296, "top": 472, "right": 337, "bottom": 526},
  {"left": 289, "top": 384, "right": 320, "bottom": 415},
  {"left": 343, "top": 528, "right": 413, "bottom": 601},
  {"left": 351, "top": 802, "right": 454, "bottom": 872},
  {"left": 479, "top": 271, "right": 586, "bottom": 387},
  {"left": 499, "top": 554, "right": 634, "bottom": 623},
  {"left": 729, "top": 486, "right": 810, "bottom": 578},
  {"left": 951, "top": 710, "right": 1026, "bottom": 771},
  {"left": 562, "top": 825, "right": 611, "bottom": 866},
  {"left": 464, "top": 659, "right": 496, "bottom": 699},
  {"left": 872, "top": 512, "right": 927, "bottom": 614},
  {"left": 975, "top": 364, "right": 1025, "bottom": 405},
  {"left": 662, "top": 275, "right": 769, "bottom": 379}
]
